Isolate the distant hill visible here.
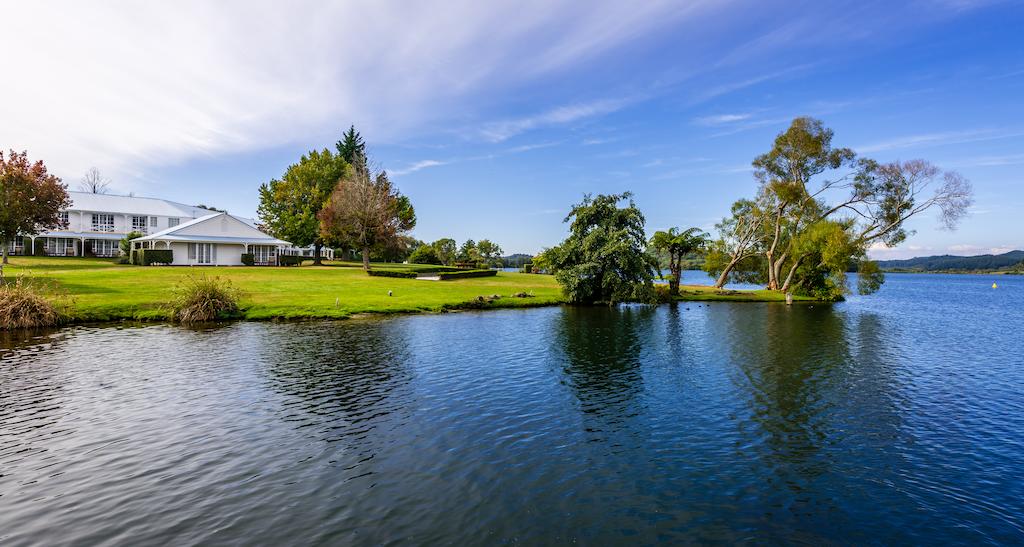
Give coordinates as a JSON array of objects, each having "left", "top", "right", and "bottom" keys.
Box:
[
  {"left": 501, "top": 253, "right": 533, "bottom": 268},
  {"left": 877, "top": 250, "right": 1024, "bottom": 272}
]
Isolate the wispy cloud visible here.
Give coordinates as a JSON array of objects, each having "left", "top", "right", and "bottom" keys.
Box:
[
  {"left": 478, "top": 98, "right": 634, "bottom": 142},
  {"left": 391, "top": 159, "right": 447, "bottom": 176},
  {"left": 693, "top": 113, "right": 752, "bottom": 126},
  {"left": 856, "top": 129, "right": 1024, "bottom": 154},
  {"left": 506, "top": 141, "right": 563, "bottom": 153}
]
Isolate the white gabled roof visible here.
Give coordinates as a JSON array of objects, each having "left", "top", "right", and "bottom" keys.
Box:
[
  {"left": 135, "top": 212, "right": 291, "bottom": 246},
  {"left": 66, "top": 191, "right": 216, "bottom": 218}
]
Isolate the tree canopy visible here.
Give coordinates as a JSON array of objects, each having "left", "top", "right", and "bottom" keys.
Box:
[
  {"left": 553, "top": 192, "right": 656, "bottom": 304},
  {"left": 318, "top": 158, "right": 416, "bottom": 270},
  {"left": 258, "top": 148, "right": 348, "bottom": 264},
  {"left": 0, "top": 150, "right": 71, "bottom": 264},
  {"left": 704, "top": 117, "right": 973, "bottom": 300}
]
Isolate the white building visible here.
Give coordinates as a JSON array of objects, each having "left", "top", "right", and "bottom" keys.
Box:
[
  {"left": 7, "top": 192, "right": 219, "bottom": 257},
  {"left": 5, "top": 192, "right": 293, "bottom": 266},
  {"left": 133, "top": 212, "right": 291, "bottom": 266}
]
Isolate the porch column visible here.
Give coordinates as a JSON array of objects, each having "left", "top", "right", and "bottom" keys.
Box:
[
  {"left": 29, "top": 236, "right": 35, "bottom": 256},
  {"left": 80, "top": 237, "right": 85, "bottom": 257}
]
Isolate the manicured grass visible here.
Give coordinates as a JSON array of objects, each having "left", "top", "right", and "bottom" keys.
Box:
[
  {"left": 3, "top": 257, "right": 562, "bottom": 322},
  {"left": 2, "top": 257, "right": 810, "bottom": 324},
  {"left": 674, "top": 285, "right": 815, "bottom": 302}
]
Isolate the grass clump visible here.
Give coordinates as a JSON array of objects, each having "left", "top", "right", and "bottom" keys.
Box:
[
  {"left": 0, "top": 276, "right": 65, "bottom": 330},
  {"left": 168, "top": 275, "right": 243, "bottom": 323}
]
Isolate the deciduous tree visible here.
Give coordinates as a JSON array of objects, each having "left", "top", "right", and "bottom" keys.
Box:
[
  {"left": 431, "top": 238, "right": 457, "bottom": 266},
  {"left": 80, "top": 167, "right": 111, "bottom": 194},
  {"left": 258, "top": 148, "right": 348, "bottom": 264},
  {"left": 0, "top": 150, "right": 71, "bottom": 265},
  {"left": 318, "top": 158, "right": 416, "bottom": 270}
]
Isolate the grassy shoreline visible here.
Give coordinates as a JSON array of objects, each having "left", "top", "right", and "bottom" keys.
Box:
[{"left": 3, "top": 257, "right": 812, "bottom": 325}]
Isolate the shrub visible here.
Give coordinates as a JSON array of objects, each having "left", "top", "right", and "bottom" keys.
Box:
[
  {"left": 278, "top": 255, "right": 304, "bottom": 266},
  {"left": 0, "top": 277, "right": 65, "bottom": 330},
  {"left": 437, "top": 269, "right": 497, "bottom": 280},
  {"left": 137, "top": 249, "right": 173, "bottom": 266},
  {"left": 367, "top": 269, "right": 418, "bottom": 278},
  {"left": 408, "top": 245, "right": 441, "bottom": 265},
  {"left": 241, "top": 253, "right": 255, "bottom": 266},
  {"left": 403, "top": 265, "right": 463, "bottom": 273},
  {"left": 522, "top": 263, "right": 533, "bottom": 273},
  {"left": 167, "top": 275, "right": 243, "bottom": 323}
]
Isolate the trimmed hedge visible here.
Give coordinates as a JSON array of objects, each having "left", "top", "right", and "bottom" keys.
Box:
[
  {"left": 367, "top": 269, "right": 418, "bottom": 279},
  {"left": 403, "top": 265, "right": 464, "bottom": 273},
  {"left": 278, "top": 255, "right": 304, "bottom": 266},
  {"left": 137, "top": 249, "right": 173, "bottom": 266},
  {"left": 241, "top": 253, "right": 255, "bottom": 266},
  {"left": 437, "top": 269, "right": 498, "bottom": 280},
  {"left": 522, "top": 263, "right": 533, "bottom": 273}
]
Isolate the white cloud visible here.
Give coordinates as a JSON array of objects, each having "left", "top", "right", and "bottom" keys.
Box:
[
  {"left": 391, "top": 160, "right": 447, "bottom": 176},
  {"left": 0, "top": 0, "right": 711, "bottom": 187},
  {"left": 856, "top": 129, "right": 1024, "bottom": 154},
  {"left": 478, "top": 98, "right": 634, "bottom": 142},
  {"left": 693, "top": 113, "right": 752, "bottom": 125}
]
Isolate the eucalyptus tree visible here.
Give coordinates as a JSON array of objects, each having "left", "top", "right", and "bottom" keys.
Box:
[
  {"left": 706, "top": 117, "right": 973, "bottom": 299},
  {"left": 649, "top": 227, "right": 708, "bottom": 295}
]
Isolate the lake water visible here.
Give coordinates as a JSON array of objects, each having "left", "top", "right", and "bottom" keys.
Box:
[{"left": 2, "top": 274, "right": 1022, "bottom": 544}]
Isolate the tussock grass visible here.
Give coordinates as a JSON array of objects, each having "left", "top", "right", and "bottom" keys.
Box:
[
  {"left": 0, "top": 276, "right": 65, "bottom": 330},
  {"left": 168, "top": 275, "right": 243, "bottom": 323}
]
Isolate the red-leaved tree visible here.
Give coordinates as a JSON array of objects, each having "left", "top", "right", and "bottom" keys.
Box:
[{"left": 0, "top": 150, "right": 71, "bottom": 264}]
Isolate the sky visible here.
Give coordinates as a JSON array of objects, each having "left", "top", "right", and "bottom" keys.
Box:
[{"left": 2, "top": 0, "right": 1022, "bottom": 258}]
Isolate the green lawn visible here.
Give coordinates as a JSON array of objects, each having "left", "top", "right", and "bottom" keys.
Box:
[{"left": 3, "top": 257, "right": 807, "bottom": 323}]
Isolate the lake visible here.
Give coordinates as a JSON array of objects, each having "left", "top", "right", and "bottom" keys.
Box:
[{"left": 2, "top": 274, "right": 1022, "bottom": 544}]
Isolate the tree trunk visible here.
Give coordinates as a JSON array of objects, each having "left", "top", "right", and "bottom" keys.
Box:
[
  {"left": 669, "top": 264, "right": 680, "bottom": 295},
  {"left": 780, "top": 256, "right": 803, "bottom": 293},
  {"left": 714, "top": 258, "right": 740, "bottom": 289},
  {"left": 313, "top": 240, "right": 323, "bottom": 265},
  {"left": 766, "top": 251, "right": 777, "bottom": 290},
  {"left": 361, "top": 247, "right": 370, "bottom": 270},
  {"left": 2, "top": 245, "right": 8, "bottom": 265}
]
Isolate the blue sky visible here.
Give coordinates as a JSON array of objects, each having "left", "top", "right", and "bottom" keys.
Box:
[{"left": 3, "top": 0, "right": 1022, "bottom": 258}]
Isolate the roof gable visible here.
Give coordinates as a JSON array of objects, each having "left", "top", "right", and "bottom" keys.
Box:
[{"left": 136, "top": 213, "right": 289, "bottom": 244}]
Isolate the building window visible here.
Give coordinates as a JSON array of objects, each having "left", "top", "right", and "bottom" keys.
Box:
[
  {"left": 188, "top": 243, "right": 215, "bottom": 264},
  {"left": 132, "top": 216, "right": 148, "bottom": 234},
  {"left": 92, "top": 214, "right": 115, "bottom": 232},
  {"left": 58, "top": 211, "right": 69, "bottom": 227},
  {"left": 150, "top": 216, "right": 158, "bottom": 227},
  {"left": 89, "top": 239, "right": 117, "bottom": 257},
  {"left": 168, "top": 217, "right": 180, "bottom": 227}
]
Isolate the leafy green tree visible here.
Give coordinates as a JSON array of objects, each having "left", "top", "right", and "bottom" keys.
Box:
[
  {"left": 457, "top": 239, "right": 481, "bottom": 265},
  {"left": 532, "top": 246, "right": 561, "bottom": 274},
  {"left": 319, "top": 157, "right": 416, "bottom": 270},
  {"left": 431, "top": 238, "right": 457, "bottom": 265},
  {"left": 0, "top": 150, "right": 70, "bottom": 265},
  {"left": 476, "top": 239, "right": 503, "bottom": 268},
  {"left": 258, "top": 148, "right": 348, "bottom": 265},
  {"left": 708, "top": 117, "right": 973, "bottom": 299},
  {"left": 408, "top": 245, "right": 441, "bottom": 264},
  {"left": 553, "top": 192, "right": 656, "bottom": 304},
  {"left": 119, "top": 231, "right": 143, "bottom": 257},
  {"left": 649, "top": 227, "right": 708, "bottom": 295}
]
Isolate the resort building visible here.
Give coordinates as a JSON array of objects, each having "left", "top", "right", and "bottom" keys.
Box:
[
  {"left": 133, "top": 212, "right": 291, "bottom": 266},
  {"left": 5, "top": 191, "right": 297, "bottom": 266},
  {"left": 6, "top": 192, "right": 220, "bottom": 258}
]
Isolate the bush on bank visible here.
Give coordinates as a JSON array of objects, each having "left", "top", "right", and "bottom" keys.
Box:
[
  {"left": 366, "top": 269, "right": 418, "bottom": 278},
  {"left": 0, "top": 277, "right": 66, "bottom": 330},
  {"left": 167, "top": 275, "right": 243, "bottom": 323}
]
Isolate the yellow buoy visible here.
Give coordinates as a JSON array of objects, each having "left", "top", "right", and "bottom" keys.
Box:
[{"left": 993, "top": 282, "right": 998, "bottom": 289}]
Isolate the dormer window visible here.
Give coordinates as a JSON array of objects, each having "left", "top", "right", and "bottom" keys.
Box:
[{"left": 58, "top": 212, "right": 69, "bottom": 228}]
